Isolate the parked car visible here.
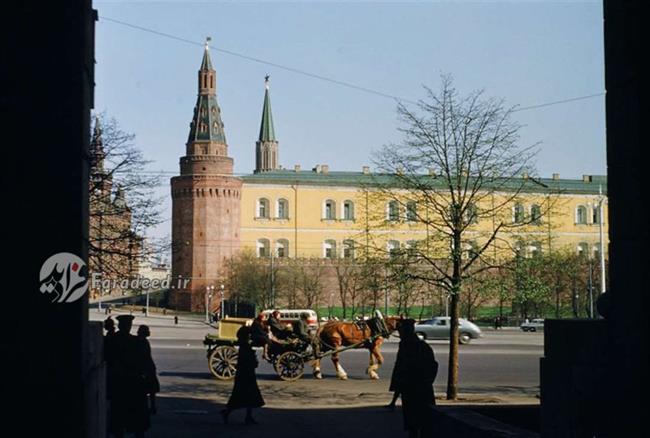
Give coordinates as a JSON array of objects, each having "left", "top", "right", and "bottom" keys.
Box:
[
  {"left": 414, "top": 317, "right": 483, "bottom": 344},
  {"left": 520, "top": 318, "right": 544, "bottom": 332}
]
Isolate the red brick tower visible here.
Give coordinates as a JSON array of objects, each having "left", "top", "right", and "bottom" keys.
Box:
[{"left": 170, "top": 39, "right": 241, "bottom": 311}]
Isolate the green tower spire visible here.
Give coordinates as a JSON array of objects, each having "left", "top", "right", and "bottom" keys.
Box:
[{"left": 258, "top": 75, "right": 276, "bottom": 142}]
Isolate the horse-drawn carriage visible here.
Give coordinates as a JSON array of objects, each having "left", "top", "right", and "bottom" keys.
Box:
[{"left": 203, "top": 311, "right": 396, "bottom": 381}]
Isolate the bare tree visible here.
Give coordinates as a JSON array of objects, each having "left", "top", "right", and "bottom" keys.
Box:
[
  {"left": 299, "top": 258, "right": 325, "bottom": 309},
  {"left": 371, "top": 75, "right": 547, "bottom": 399},
  {"left": 89, "top": 114, "right": 163, "bottom": 293},
  {"left": 224, "top": 249, "right": 272, "bottom": 309}
]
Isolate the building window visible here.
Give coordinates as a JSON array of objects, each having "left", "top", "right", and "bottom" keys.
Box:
[
  {"left": 577, "top": 242, "right": 589, "bottom": 257},
  {"left": 513, "top": 203, "right": 525, "bottom": 224},
  {"left": 388, "top": 201, "right": 400, "bottom": 221},
  {"left": 257, "top": 239, "right": 270, "bottom": 258},
  {"left": 406, "top": 201, "right": 417, "bottom": 222},
  {"left": 465, "top": 203, "right": 478, "bottom": 225},
  {"left": 277, "top": 199, "right": 289, "bottom": 219},
  {"left": 387, "top": 240, "right": 401, "bottom": 258},
  {"left": 324, "top": 200, "right": 336, "bottom": 220},
  {"left": 529, "top": 241, "right": 542, "bottom": 258},
  {"left": 406, "top": 240, "right": 418, "bottom": 257},
  {"left": 514, "top": 241, "right": 526, "bottom": 258},
  {"left": 576, "top": 206, "right": 588, "bottom": 224},
  {"left": 592, "top": 206, "right": 601, "bottom": 224},
  {"left": 257, "top": 198, "right": 270, "bottom": 218},
  {"left": 324, "top": 240, "right": 337, "bottom": 259},
  {"left": 276, "top": 239, "right": 289, "bottom": 258},
  {"left": 593, "top": 246, "right": 601, "bottom": 261},
  {"left": 462, "top": 241, "right": 479, "bottom": 260},
  {"left": 343, "top": 240, "right": 355, "bottom": 259},
  {"left": 531, "top": 204, "right": 542, "bottom": 225},
  {"left": 343, "top": 200, "right": 355, "bottom": 220}
]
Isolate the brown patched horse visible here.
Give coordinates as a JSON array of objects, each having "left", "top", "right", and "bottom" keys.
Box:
[{"left": 312, "top": 315, "right": 400, "bottom": 380}]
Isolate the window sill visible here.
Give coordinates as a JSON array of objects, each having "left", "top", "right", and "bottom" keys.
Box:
[{"left": 254, "top": 217, "right": 271, "bottom": 222}]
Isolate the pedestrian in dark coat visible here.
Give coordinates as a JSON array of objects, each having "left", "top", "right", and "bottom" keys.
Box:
[
  {"left": 137, "top": 325, "right": 160, "bottom": 414},
  {"left": 392, "top": 318, "right": 438, "bottom": 438},
  {"left": 103, "top": 317, "right": 117, "bottom": 401},
  {"left": 221, "top": 326, "right": 265, "bottom": 425},
  {"left": 109, "top": 315, "right": 150, "bottom": 438},
  {"left": 387, "top": 323, "right": 405, "bottom": 410}
]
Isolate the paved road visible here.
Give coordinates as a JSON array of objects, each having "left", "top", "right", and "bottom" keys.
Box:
[
  {"left": 150, "top": 332, "right": 542, "bottom": 406},
  {"left": 90, "top": 310, "right": 542, "bottom": 404}
]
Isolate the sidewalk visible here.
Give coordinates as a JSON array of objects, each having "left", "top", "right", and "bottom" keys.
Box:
[
  {"left": 88, "top": 308, "right": 217, "bottom": 339},
  {"left": 149, "top": 393, "right": 538, "bottom": 438}
]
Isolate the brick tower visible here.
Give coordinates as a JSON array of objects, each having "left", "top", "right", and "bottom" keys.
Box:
[{"left": 170, "top": 39, "right": 242, "bottom": 311}]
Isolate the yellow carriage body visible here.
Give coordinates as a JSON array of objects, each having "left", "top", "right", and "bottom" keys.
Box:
[{"left": 212, "top": 317, "right": 252, "bottom": 341}]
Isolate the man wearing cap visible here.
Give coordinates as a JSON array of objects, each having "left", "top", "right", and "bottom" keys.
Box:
[
  {"left": 391, "top": 318, "right": 438, "bottom": 438},
  {"left": 109, "top": 315, "right": 150, "bottom": 438}
]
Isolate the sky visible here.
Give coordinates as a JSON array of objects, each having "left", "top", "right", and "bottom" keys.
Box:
[{"left": 94, "top": 0, "right": 606, "bottom": 241}]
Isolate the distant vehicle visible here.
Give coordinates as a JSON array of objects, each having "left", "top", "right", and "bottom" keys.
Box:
[
  {"left": 520, "top": 318, "right": 544, "bottom": 332},
  {"left": 261, "top": 309, "right": 319, "bottom": 331},
  {"left": 414, "top": 317, "right": 483, "bottom": 344}
]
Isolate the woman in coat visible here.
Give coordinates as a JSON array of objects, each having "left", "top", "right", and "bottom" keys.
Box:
[{"left": 221, "top": 326, "right": 265, "bottom": 424}]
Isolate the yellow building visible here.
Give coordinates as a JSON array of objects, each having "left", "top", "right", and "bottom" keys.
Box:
[
  {"left": 170, "top": 44, "right": 607, "bottom": 311},
  {"left": 240, "top": 170, "right": 608, "bottom": 261}
]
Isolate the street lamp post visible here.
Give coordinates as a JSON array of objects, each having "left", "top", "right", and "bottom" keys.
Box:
[
  {"left": 205, "top": 285, "right": 214, "bottom": 323},
  {"left": 598, "top": 185, "right": 607, "bottom": 294},
  {"left": 219, "top": 284, "right": 225, "bottom": 320}
]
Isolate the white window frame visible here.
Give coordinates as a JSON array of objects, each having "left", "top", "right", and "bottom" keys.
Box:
[
  {"left": 323, "top": 200, "right": 336, "bottom": 220},
  {"left": 324, "top": 240, "right": 337, "bottom": 259},
  {"left": 257, "top": 198, "right": 270, "bottom": 219},
  {"left": 277, "top": 198, "right": 289, "bottom": 219},
  {"left": 257, "top": 238, "right": 270, "bottom": 258},
  {"left": 342, "top": 200, "right": 355, "bottom": 220},
  {"left": 276, "top": 239, "right": 289, "bottom": 258}
]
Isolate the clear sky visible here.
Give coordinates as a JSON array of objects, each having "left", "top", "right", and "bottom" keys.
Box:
[{"left": 94, "top": 0, "right": 606, "bottom": 240}]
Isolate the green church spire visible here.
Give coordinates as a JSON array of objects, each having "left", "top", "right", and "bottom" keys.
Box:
[
  {"left": 255, "top": 76, "right": 279, "bottom": 173},
  {"left": 258, "top": 75, "right": 276, "bottom": 142}
]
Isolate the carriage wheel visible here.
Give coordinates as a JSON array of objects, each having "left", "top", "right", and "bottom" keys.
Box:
[
  {"left": 209, "top": 345, "right": 238, "bottom": 380},
  {"left": 275, "top": 351, "right": 304, "bottom": 381}
]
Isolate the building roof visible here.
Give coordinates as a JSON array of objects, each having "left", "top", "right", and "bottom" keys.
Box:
[
  {"left": 186, "top": 44, "right": 227, "bottom": 144},
  {"left": 241, "top": 169, "right": 608, "bottom": 195},
  {"left": 200, "top": 41, "right": 213, "bottom": 71}
]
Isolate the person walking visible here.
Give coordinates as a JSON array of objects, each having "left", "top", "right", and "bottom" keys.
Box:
[
  {"left": 221, "top": 326, "right": 265, "bottom": 425},
  {"left": 392, "top": 318, "right": 438, "bottom": 438},
  {"left": 137, "top": 325, "right": 160, "bottom": 415}
]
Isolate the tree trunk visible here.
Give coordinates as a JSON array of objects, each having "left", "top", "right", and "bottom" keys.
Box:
[{"left": 446, "top": 289, "right": 460, "bottom": 400}]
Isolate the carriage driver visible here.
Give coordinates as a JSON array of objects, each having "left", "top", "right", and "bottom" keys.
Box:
[{"left": 293, "top": 313, "right": 312, "bottom": 343}]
